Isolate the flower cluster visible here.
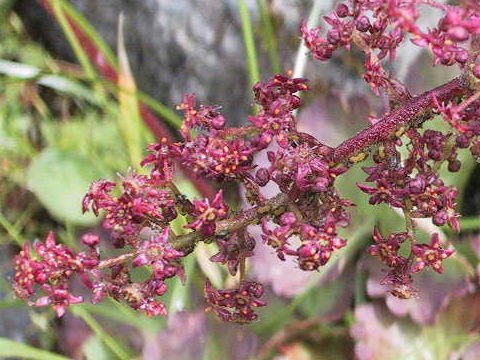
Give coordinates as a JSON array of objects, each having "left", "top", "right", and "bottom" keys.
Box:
[
  {"left": 175, "top": 94, "right": 256, "bottom": 180},
  {"left": 13, "top": 232, "right": 97, "bottom": 317},
  {"left": 204, "top": 281, "right": 266, "bottom": 323},
  {"left": 355, "top": 125, "right": 464, "bottom": 297},
  {"left": 185, "top": 190, "right": 228, "bottom": 236},
  {"left": 83, "top": 172, "right": 177, "bottom": 246},
  {"left": 260, "top": 143, "right": 345, "bottom": 194},
  {"left": 301, "top": 0, "right": 480, "bottom": 95},
  {"left": 358, "top": 128, "right": 461, "bottom": 233},
  {"left": 210, "top": 231, "right": 255, "bottom": 276},
  {"left": 261, "top": 204, "right": 350, "bottom": 271},
  {"left": 368, "top": 228, "right": 408, "bottom": 267},
  {"left": 12, "top": 0, "right": 480, "bottom": 323},
  {"left": 249, "top": 74, "right": 308, "bottom": 148},
  {"left": 411, "top": 233, "right": 455, "bottom": 274},
  {"left": 369, "top": 228, "right": 454, "bottom": 298}
]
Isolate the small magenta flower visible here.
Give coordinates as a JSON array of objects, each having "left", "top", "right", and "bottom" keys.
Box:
[
  {"left": 210, "top": 232, "right": 255, "bottom": 276},
  {"left": 141, "top": 137, "right": 175, "bottom": 184},
  {"left": 177, "top": 93, "right": 226, "bottom": 140},
  {"left": 82, "top": 180, "right": 116, "bottom": 215},
  {"left": 34, "top": 285, "right": 83, "bottom": 318},
  {"left": 119, "top": 282, "right": 168, "bottom": 317},
  {"left": 357, "top": 180, "right": 405, "bottom": 208},
  {"left": 132, "top": 227, "right": 184, "bottom": 281},
  {"left": 381, "top": 259, "right": 418, "bottom": 300},
  {"left": 296, "top": 223, "right": 347, "bottom": 271},
  {"left": 185, "top": 190, "right": 228, "bottom": 236},
  {"left": 13, "top": 244, "right": 44, "bottom": 299},
  {"left": 411, "top": 233, "right": 455, "bottom": 274},
  {"left": 368, "top": 228, "right": 408, "bottom": 267},
  {"left": 204, "top": 280, "right": 266, "bottom": 323},
  {"left": 261, "top": 218, "right": 293, "bottom": 261},
  {"left": 138, "top": 299, "right": 167, "bottom": 317},
  {"left": 81, "top": 233, "right": 100, "bottom": 247}
]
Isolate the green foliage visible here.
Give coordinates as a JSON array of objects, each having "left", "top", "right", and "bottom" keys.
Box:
[
  {"left": 0, "top": 338, "right": 72, "bottom": 360},
  {"left": 26, "top": 148, "right": 104, "bottom": 226}
]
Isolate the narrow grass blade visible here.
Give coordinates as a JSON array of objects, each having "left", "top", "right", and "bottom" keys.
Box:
[
  {"left": 49, "top": 0, "right": 98, "bottom": 83},
  {"left": 256, "top": 0, "right": 281, "bottom": 74},
  {"left": 0, "top": 338, "right": 72, "bottom": 360},
  {"left": 54, "top": 0, "right": 118, "bottom": 69},
  {"left": 238, "top": 0, "right": 261, "bottom": 90},
  {"left": 0, "top": 211, "right": 24, "bottom": 246},
  {"left": 116, "top": 14, "right": 144, "bottom": 168}
]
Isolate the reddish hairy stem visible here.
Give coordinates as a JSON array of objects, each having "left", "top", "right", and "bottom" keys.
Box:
[
  {"left": 333, "top": 75, "right": 471, "bottom": 163},
  {"left": 97, "top": 252, "right": 136, "bottom": 269},
  {"left": 94, "top": 193, "right": 289, "bottom": 268}
]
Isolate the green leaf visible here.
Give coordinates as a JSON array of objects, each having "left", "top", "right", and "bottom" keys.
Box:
[
  {"left": 0, "top": 338, "right": 72, "bottom": 360},
  {"left": 49, "top": 0, "right": 98, "bottom": 82},
  {"left": 0, "top": 60, "right": 100, "bottom": 105},
  {"left": 27, "top": 148, "right": 104, "bottom": 226}
]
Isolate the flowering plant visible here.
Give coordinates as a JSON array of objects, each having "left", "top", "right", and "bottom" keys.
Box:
[{"left": 12, "top": 0, "right": 480, "bottom": 324}]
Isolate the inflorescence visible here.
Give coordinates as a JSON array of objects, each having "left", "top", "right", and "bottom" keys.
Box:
[{"left": 12, "top": 0, "right": 480, "bottom": 323}]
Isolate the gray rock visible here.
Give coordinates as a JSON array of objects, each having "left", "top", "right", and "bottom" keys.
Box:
[{"left": 15, "top": 0, "right": 318, "bottom": 123}]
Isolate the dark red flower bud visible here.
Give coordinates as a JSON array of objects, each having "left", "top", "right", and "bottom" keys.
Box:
[
  {"left": 456, "top": 134, "right": 470, "bottom": 148},
  {"left": 448, "top": 159, "right": 461, "bottom": 172},
  {"left": 255, "top": 168, "right": 270, "bottom": 186},
  {"left": 356, "top": 16, "right": 371, "bottom": 32},
  {"left": 327, "top": 28, "right": 341, "bottom": 45},
  {"left": 335, "top": 3, "right": 349, "bottom": 18},
  {"left": 455, "top": 49, "right": 469, "bottom": 64}
]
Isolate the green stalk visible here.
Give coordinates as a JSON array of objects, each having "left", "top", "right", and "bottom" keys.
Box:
[
  {"left": 50, "top": 0, "right": 98, "bottom": 83},
  {"left": 71, "top": 306, "right": 133, "bottom": 360},
  {"left": 256, "top": 0, "right": 281, "bottom": 74},
  {"left": 238, "top": 0, "right": 261, "bottom": 90},
  {"left": 0, "top": 338, "right": 72, "bottom": 360},
  {"left": 54, "top": 0, "right": 118, "bottom": 69},
  {"left": 0, "top": 212, "right": 24, "bottom": 246}
]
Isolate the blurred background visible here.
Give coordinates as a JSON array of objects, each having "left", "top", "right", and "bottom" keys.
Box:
[{"left": 1, "top": 0, "right": 480, "bottom": 359}]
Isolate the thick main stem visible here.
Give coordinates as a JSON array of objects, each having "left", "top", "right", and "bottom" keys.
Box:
[{"left": 333, "top": 75, "right": 472, "bottom": 163}]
